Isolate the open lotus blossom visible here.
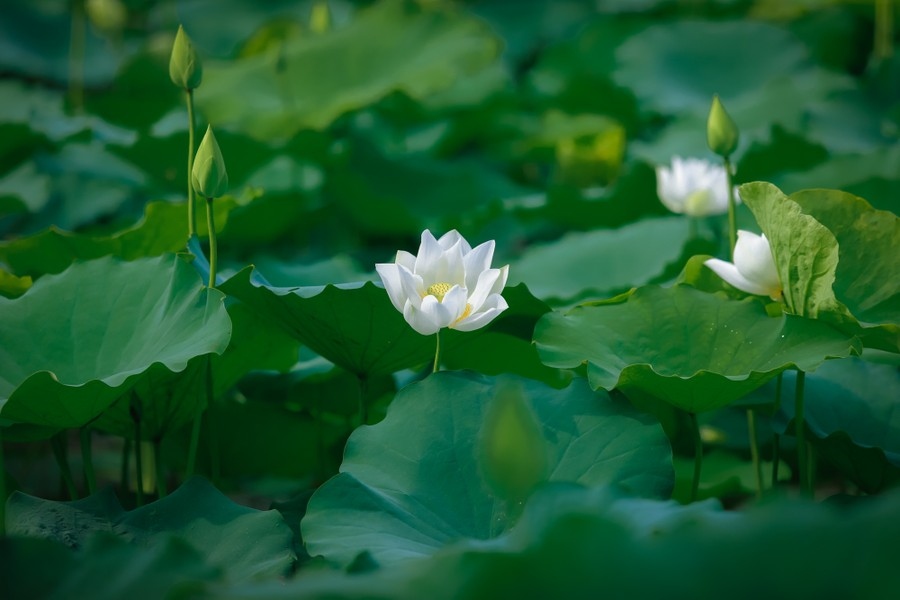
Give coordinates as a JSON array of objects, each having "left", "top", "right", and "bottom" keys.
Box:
[
  {"left": 704, "top": 230, "right": 783, "bottom": 301},
  {"left": 656, "top": 156, "right": 739, "bottom": 217},
  {"left": 376, "top": 230, "right": 509, "bottom": 336}
]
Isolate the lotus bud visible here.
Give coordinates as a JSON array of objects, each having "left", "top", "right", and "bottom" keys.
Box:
[
  {"left": 191, "top": 126, "right": 228, "bottom": 199},
  {"left": 706, "top": 94, "right": 739, "bottom": 158},
  {"left": 86, "top": 0, "right": 127, "bottom": 33},
  {"left": 310, "top": 1, "right": 331, "bottom": 34},
  {"left": 169, "top": 25, "right": 203, "bottom": 91},
  {"left": 479, "top": 382, "right": 547, "bottom": 502}
]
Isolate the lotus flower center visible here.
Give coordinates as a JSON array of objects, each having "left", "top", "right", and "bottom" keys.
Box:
[
  {"left": 684, "top": 189, "right": 712, "bottom": 215},
  {"left": 425, "top": 282, "right": 453, "bottom": 302}
]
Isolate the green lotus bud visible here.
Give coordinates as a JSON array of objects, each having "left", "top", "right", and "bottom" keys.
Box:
[
  {"left": 86, "top": 0, "right": 128, "bottom": 33},
  {"left": 169, "top": 25, "right": 203, "bottom": 90},
  {"left": 310, "top": 1, "right": 331, "bottom": 34},
  {"left": 706, "top": 94, "right": 739, "bottom": 158},
  {"left": 191, "top": 126, "right": 228, "bottom": 199},
  {"left": 479, "top": 382, "right": 547, "bottom": 502}
]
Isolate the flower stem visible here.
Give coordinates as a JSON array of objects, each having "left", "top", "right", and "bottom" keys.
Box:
[
  {"left": 51, "top": 432, "right": 78, "bottom": 500},
  {"left": 80, "top": 427, "right": 96, "bottom": 496},
  {"left": 723, "top": 156, "right": 737, "bottom": 260},
  {"left": 68, "top": 0, "right": 85, "bottom": 112},
  {"left": 746, "top": 409, "right": 762, "bottom": 499},
  {"left": 0, "top": 427, "right": 6, "bottom": 536},
  {"left": 154, "top": 441, "right": 167, "bottom": 499},
  {"left": 433, "top": 330, "right": 441, "bottom": 373},
  {"left": 186, "top": 89, "right": 197, "bottom": 237},
  {"left": 771, "top": 372, "right": 783, "bottom": 487},
  {"left": 876, "top": 0, "right": 894, "bottom": 61},
  {"left": 689, "top": 412, "right": 703, "bottom": 503},
  {"left": 795, "top": 370, "right": 810, "bottom": 497},
  {"left": 206, "top": 196, "right": 217, "bottom": 288}
]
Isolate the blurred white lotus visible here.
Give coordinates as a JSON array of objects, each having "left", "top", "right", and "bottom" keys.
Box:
[
  {"left": 656, "top": 156, "right": 737, "bottom": 217},
  {"left": 705, "top": 230, "right": 782, "bottom": 301},
  {"left": 376, "top": 230, "right": 509, "bottom": 336}
]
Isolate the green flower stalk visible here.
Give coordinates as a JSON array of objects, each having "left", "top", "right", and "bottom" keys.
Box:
[
  {"left": 192, "top": 125, "right": 228, "bottom": 289},
  {"left": 170, "top": 25, "right": 203, "bottom": 238}
]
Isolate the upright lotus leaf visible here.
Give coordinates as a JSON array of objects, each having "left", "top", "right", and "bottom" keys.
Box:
[
  {"left": 7, "top": 477, "right": 295, "bottom": 582},
  {"left": 221, "top": 268, "right": 558, "bottom": 382},
  {"left": 198, "top": 0, "right": 500, "bottom": 138},
  {"left": 301, "top": 372, "right": 673, "bottom": 567},
  {"left": 0, "top": 198, "right": 237, "bottom": 278},
  {"left": 790, "top": 189, "right": 900, "bottom": 327},
  {"left": 738, "top": 182, "right": 846, "bottom": 319},
  {"left": 534, "top": 285, "right": 860, "bottom": 413},
  {"left": 0, "top": 254, "right": 230, "bottom": 430},
  {"left": 220, "top": 267, "right": 433, "bottom": 377},
  {"left": 774, "top": 358, "right": 900, "bottom": 492}
]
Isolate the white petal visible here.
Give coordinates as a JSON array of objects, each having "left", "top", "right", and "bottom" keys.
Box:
[
  {"left": 396, "top": 250, "right": 416, "bottom": 271},
  {"left": 419, "top": 294, "right": 456, "bottom": 330},
  {"left": 437, "top": 230, "right": 470, "bottom": 253},
  {"left": 704, "top": 258, "right": 775, "bottom": 297},
  {"left": 656, "top": 164, "right": 685, "bottom": 214},
  {"left": 403, "top": 301, "right": 441, "bottom": 336},
  {"left": 415, "top": 230, "right": 443, "bottom": 276},
  {"left": 733, "top": 231, "right": 780, "bottom": 292},
  {"left": 431, "top": 239, "right": 466, "bottom": 286},
  {"left": 441, "top": 285, "right": 469, "bottom": 321},
  {"left": 398, "top": 266, "right": 425, "bottom": 310},
  {"left": 375, "top": 263, "right": 407, "bottom": 313},
  {"left": 453, "top": 294, "right": 509, "bottom": 332},
  {"left": 467, "top": 268, "right": 502, "bottom": 312},
  {"left": 463, "top": 240, "right": 495, "bottom": 291}
]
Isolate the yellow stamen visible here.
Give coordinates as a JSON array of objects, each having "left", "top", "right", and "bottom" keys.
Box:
[
  {"left": 452, "top": 303, "right": 473, "bottom": 327},
  {"left": 425, "top": 282, "right": 453, "bottom": 302}
]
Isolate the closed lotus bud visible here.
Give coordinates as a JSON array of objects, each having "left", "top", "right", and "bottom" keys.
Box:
[
  {"left": 479, "top": 382, "right": 547, "bottom": 502},
  {"left": 86, "top": 0, "right": 128, "bottom": 33},
  {"left": 191, "top": 126, "right": 228, "bottom": 199},
  {"left": 169, "top": 25, "right": 203, "bottom": 90},
  {"left": 706, "top": 94, "right": 739, "bottom": 158}
]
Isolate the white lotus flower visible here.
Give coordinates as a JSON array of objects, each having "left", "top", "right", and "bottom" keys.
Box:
[
  {"left": 376, "top": 230, "right": 509, "bottom": 336},
  {"left": 704, "top": 230, "right": 783, "bottom": 301},
  {"left": 656, "top": 156, "right": 738, "bottom": 217}
]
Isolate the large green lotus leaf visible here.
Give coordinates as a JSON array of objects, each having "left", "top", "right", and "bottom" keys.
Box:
[
  {"left": 0, "top": 198, "right": 236, "bottom": 278},
  {"left": 774, "top": 358, "right": 900, "bottom": 492},
  {"left": 790, "top": 189, "right": 900, "bottom": 326},
  {"left": 614, "top": 20, "right": 852, "bottom": 135},
  {"left": 7, "top": 476, "right": 295, "bottom": 582},
  {"left": 198, "top": 0, "right": 499, "bottom": 138},
  {"left": 326, "top": 139, "right": 528, "bottom": 236},
  {"left": 211, "top": 485, "right": 900, "bottom": 599},
  {"left": 220, "top": 268, "right": 432, "bottom": 377},
  {"left": 509, "top": 216, "right": 692, "bottom": 304},
  {"left": 1, "top": 535, "right": 218, "bottom": 600},
  {"left": 0, "top": 160, "right": 51, "bottom": 217},
  {"left": 301, "top": 372, "right": 673, "bottom": 567},
  {"left": 534, "top": 285, "right": 860, "bottom": 413},
  {"left": 0, "top": 254, "right": 231, "bottom": 430},
  {"left": 739, "top": 182, "right": 846, "bottom": 319}
]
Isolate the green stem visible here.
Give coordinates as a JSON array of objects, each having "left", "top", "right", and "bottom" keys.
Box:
[
  {"left": 876, "top": 0, "right": 894, "bottom": 61},
  {"left": 746, "top": 409, "right": 762, "bottom": 499},
  {"left": 205, "top": 357, "right": 220, "bottom": 485},
  {"left": 772, "top": 372, "right": 783, "bottom": 487},
  {"left": 0, "top": 426, "right": 6, "bottom": 536},
  {"left": 186, "top": 89, "right": 197, "bottom": 237},
  {"left": 80, "top": 427, "right": 96, "bottom": 495},
  {"left": 121, "top": 437, "right": 131, "bottom": 493},
  {"left": 795, "top": 370, "right": 809, "bottom": 497},
  {"left": 689, "top": 412, "right": 703, "bottom": 503},
  {"left": 68, "top": 0, "right": 85, "bottom": 112},
  {"left": 433, "top": 330, "right": 441, "bottom": 373},
  {"left": 51, "top": 433, "right": 78, "bottom": 500},
  {"left": 723, "top": 156, "right": 737, "bottom": 260},
  {"left": 133, "top": 407, "right": 144, "bottom": 507},
  {"left": 688, "top": 217, "right": 699, "bottom": 240},
  {"left": 154, "top": 441, "right": 167, "bottom": 499},
  {"left": 206, "top": 196, "right": 217, "bottom": 288}
]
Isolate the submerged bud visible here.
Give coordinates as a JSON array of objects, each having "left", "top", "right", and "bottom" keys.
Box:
[
  {"left": 706, "top": 94, "right": 739, "bottom": 158},
  {"left": 169, "top": 25, "right": 203, "bottom": 90},
  {"left": 191, "top": 126, "right": 228, "bottom": 199}
]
